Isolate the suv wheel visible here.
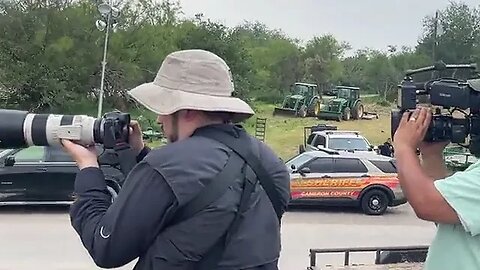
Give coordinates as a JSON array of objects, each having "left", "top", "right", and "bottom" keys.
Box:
[{"left": 361, "top": 189, "right": 389, "bottom": 215}]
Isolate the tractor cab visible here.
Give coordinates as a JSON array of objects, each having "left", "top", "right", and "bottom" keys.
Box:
[
  {"left": 291, "top": 83, "right": 315, "bottom": 96},
  {"left": 336, "top": 86, "right": 360, "bottom": 108},
  {"left": 336, "top": 86, "right": 360, "bottom": 99}
]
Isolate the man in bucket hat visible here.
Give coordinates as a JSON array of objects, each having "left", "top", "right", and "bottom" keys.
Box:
[{"left": 62, "top": 49, "right": 291, "bottom": 270}]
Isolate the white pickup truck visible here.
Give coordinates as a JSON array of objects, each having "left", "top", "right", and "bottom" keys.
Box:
[{"left": 299, "top": 124, "right": 378, "bottom": 154}]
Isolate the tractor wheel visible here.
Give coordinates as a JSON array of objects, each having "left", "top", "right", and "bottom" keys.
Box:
[
  {"left": 298, "top": 105, "right": 307, "bottom": 118},
  {"left": 314, "top": 100, "right": 322, "bottom": 117},
  {"left": 307, "top": 98, "right": 321, "bottom": 117},
  {"left": 342, "top": 107, "right": 351, "bottom": 121},
  {"left": 352, "top": 102, "right": 365, "bottom": 120}
]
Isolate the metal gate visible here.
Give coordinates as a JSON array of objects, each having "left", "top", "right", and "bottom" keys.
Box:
[{"left": 308, "top": 245, "right": 429, "bottom": 269}]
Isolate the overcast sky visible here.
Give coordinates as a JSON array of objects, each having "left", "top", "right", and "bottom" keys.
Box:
[{"left": 176, "top": 0, "right": 479, "bottom": 53}]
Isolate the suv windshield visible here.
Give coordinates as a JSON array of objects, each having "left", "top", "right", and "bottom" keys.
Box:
[
  {"left": 285, "top": 153, "right": 312, "bottom": 169},
  {"left": 328, "top": 138, "right": 370, "bottom": 151}
]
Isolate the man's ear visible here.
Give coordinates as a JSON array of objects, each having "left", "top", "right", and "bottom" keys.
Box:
[{"left": 181, "top": 109, "right": 200, "bottom": 121}]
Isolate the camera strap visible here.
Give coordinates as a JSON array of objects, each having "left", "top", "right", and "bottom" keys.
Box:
[
  {"left": 194, "top": 128, "right": 284, "bottom": 221},
  {"left": 166, "top": 151, "right": 250, "bottom": 270},
  {"left": 195, "top": 164, "right": 257, "bottom": 270},
  {"left": 113, "top": 143, "right": 138, "bottom": 186}
]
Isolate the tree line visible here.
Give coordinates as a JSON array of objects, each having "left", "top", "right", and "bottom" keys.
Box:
[{"left": 0, "top": 0, "right": 479, "bottom": 114}]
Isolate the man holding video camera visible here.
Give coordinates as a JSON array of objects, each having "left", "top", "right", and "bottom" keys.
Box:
[
  {"left": 61, "top": 49, "right": 291, "bottom": 270},
  {"left": 393, "top": 106, "right": 480, "bottom": 270}
]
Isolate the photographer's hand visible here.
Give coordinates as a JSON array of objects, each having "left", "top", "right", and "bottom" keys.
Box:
[
  {"left": 61, "top": 140, "right": 99, "bottom": 170},
  {"left": 393, "top": 107, "right": 459, "bottom": 224},
  {"left": 129, "top": 120, "right": 145, "bottom": 155},
  {"left": 393, "top": 107, "right": 431, "bottom": 152}
]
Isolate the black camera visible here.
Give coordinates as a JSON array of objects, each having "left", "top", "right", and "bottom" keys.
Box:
[
  {"left": 0, "top": 109, "right": 131, "bottom": 149},
  {"left": 391, "top": 61, "right": 480, "bottom": 155}
]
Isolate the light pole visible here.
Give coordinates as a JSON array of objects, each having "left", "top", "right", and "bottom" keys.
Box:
[
  {"left": 432, "top": 10, "right": 439, "bottom": 63},
  {"left": 95, "top": 1, "right": 120, "bottom": 118}
]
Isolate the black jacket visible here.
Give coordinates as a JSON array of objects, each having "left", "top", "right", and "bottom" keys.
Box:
[{"left": 69, "top": 124, "right": 291, "bottom": 269}]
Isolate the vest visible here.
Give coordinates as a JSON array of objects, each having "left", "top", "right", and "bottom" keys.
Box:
[{"left": 133, "top": 125, "right": 290, "bottom": 270}]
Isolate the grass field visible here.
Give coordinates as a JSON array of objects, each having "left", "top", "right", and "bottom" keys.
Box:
[
  {"left": 145, "top": 100, "right": 394, "bottom": 161},
  {"left": 241, "top": 102, "right": 393, "bottom": 160}
]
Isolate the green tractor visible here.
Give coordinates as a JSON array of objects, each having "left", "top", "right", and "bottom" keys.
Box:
[
  {"left": 273, "top": 82, "right": 322, "bottom": 118},
  {"left": 317, "top": 86, "right": 365, "bottom": 121}
]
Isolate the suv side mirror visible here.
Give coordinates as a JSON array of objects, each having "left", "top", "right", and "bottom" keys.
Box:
[
  {"left": 299, "top": 167, "right": 311, "bottom": 176},
  {"left": 5, "top": 156, "right": 15, "bottom": 166}
]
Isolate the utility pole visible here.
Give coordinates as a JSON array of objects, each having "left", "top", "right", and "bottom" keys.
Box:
[
  {"left": 431, "top": 10, "right": 439, "bottom": 80},
  {"left": 432, "top": 10, "right": 439, "bottom": 63},
  {"left": 98, "top": 11, "right": 111, "bottom": 118},
  {"left": 95, "top": 1, "right": 120, "bottom": 118}
]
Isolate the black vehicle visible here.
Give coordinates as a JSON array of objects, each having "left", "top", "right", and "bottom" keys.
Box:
[{"left": 0, "top": 146, "right": 124, "bottom": 206}]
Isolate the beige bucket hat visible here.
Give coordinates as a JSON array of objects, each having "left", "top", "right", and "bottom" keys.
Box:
[{"left": 127, "top": 49, "right": 254, "bottom": 122}]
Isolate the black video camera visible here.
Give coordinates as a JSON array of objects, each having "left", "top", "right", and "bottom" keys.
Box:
[{"left": 391, "top": 61, "right": 480, "bottom": 156}]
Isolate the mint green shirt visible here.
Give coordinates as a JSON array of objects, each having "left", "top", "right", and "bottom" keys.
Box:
[{"left": 424, "top": 161, "right": 480, "bottom": 270}]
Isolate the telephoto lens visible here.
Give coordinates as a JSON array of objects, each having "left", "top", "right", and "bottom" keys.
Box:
[{"left": 0, "top": 109, "right": 101, "bottom": 149}]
